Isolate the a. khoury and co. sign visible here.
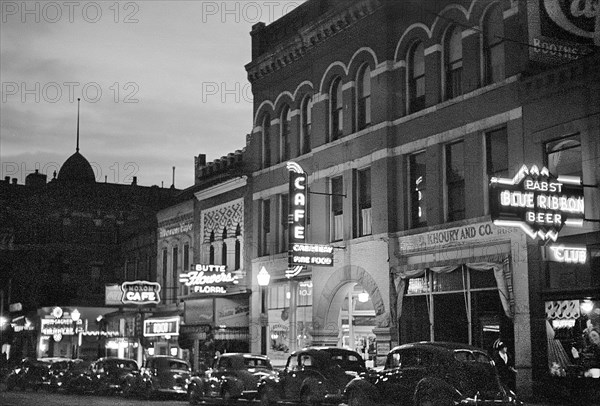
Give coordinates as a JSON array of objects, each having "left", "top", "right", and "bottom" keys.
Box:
[
  {"left": 489, "top": 164, "right": 584, "bottom": 241},
  {"left": 529, "top": 0, "right": 598, "bottom": 64}
]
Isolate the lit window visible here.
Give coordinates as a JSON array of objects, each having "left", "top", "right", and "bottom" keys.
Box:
[
  {"left": 409, "top": 152, "right": 427, "bottom": 228},
  {"left": 331, "top": 176, "right": 344, "bottom": 241},
  {"left": 355, "top": 168, "right": 372, "bottom": 237}
]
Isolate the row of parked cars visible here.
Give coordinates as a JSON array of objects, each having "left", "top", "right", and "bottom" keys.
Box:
[
  {"left": 2, "top": 341, "right": 524, "bottom": 405},
  {"left": 3, "top": 355, "right": 190, "bottom": 398}
]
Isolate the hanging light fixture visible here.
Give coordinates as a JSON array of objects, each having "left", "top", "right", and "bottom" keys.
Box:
[{"left": 358, "top": 291, "right": 369, "bottom": 303}]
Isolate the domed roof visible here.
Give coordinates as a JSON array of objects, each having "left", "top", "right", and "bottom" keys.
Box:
[{"left": 58, "top": 151, "right": 96, "bottom": 183}]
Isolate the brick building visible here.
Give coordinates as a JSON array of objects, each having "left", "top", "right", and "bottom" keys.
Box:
[{"left": 244, "top": 0, "right": 599, "bottom": 398}]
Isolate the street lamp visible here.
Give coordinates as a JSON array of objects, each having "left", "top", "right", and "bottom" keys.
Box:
[
  {"left": 71, "top": 309, "right": 81, "bottom": 359},
  {"left": 257, "top": 267, "right": 270, "bottom": 355}
]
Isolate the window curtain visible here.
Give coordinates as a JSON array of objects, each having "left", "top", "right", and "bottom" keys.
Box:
[{"left": 393, "top": 257, "right": 514, "bottom": 327}]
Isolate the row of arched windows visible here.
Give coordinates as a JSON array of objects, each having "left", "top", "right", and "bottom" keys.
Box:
[{"left": 256, "top": 3, "right": 507, "bottom": 169}]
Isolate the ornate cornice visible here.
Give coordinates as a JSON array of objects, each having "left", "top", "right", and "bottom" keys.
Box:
[{"left": 245, "top": 0, "right": 384, "bottom": 83}]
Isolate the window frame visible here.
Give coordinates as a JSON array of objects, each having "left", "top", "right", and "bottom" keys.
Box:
[
  {"left": 408, "top": 41, "right": 426, "bottom": 114},
  {"left": 301, "top": 95, "right": 312, "bottom": 155},
  {"left": 357, "top": 64, "right": 372, "bottom": 130},
  {"left": 444, "top": 25, "right": 463, "bottom": 100},
  {"left": 330, "top": 77, "right": 344, "bottom": 141},
  {"left": 409, "top": 151, "right": 427, "bottom": 229},
  {"left": 445, "top": 140, "right": 465, "bottom": 222}
]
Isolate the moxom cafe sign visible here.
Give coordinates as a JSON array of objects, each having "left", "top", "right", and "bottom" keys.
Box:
[
  {"left": 490, "top": 165, "right": 584, "bottom": 241},
  {"left": 121, "top": 281, "right": 161, "bottom": 305},
  {"left": 179, "top": 264, "right": 240, "bottom": 294}
]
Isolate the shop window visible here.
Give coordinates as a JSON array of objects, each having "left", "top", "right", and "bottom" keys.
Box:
[
  {"left": 545, "top": 134, "right": 582, "bottom": 177},
  {"left": 545, "top": 299, "right": 600, "bottom": 378},
  {"left": 445, "top": 26, "right": 463, "bottom": 100},
  {"left": 330, "top": 77, "right": 343, "bottom": 141},
  {"left": 357, "top": 64, "right": 371, "bottom": 130},
  {"left": 408, "top": 41, "right": 426, "bottom": 114},
  {"left": 483, "top": 4, "right": 505, "bottom": 85},
  {"left": 262, "top": 113, "right": 271, "bottom": 168},
  {"left": 301, "top": 95, "right": 312, "bottom": 154},
  {"left": 446, "top": 141, "right": 465, "bottom": 221},
  {"left": 355, "top": 167, "right": 372, "bottom": 237},
  {"left": 409, "top": 151, "right": 427, "bottom": 228},
  {"left": 401, "top": 266, "right": 508, "bottom": 349},
  {"left": 280, "top": 105, "right": 292, "bottom": 162},
  {"left": 330, "top": 176, "right": 344, "bottom": 241},
  {"left": 279, "top": 194, "right": 289, "bottom": 253}
]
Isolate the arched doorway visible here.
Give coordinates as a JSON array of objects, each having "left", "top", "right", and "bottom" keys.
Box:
[{"left": 338, "top": 282, "right": 377, "bottom": 366}]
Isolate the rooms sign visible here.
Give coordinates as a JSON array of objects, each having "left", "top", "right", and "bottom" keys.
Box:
[{"left": 489, "top": 164, "right": 584, "bottom": 241}]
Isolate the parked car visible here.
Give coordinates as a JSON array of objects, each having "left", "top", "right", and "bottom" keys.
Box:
[
  {"left": 4, "top": 358, "right": 58, "bottom": 392},
  {"left": 344, "top": 341, "right": 522, "bottom": 406},
  {"left": 88, "top": 357, "right": 139, "bottom": 395},
  {"left": 188, "top": 353, "right": 277, "bottom": 403},
  {"left": 124, "top": 355, "right": 191, "bottom": 399},
  {"left": 57, "top": 359, "right": 95, "bottom": 394},
  {"left": 39, "top": 358, "right": 76, "bottom": 392},
  {"left": 257, "top": 347, "right": 367, "bottom": 405}
]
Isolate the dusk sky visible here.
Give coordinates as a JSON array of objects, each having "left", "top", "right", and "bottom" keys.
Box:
[{"left": 1, "top": 1, "right": 303, "bottom": 189}]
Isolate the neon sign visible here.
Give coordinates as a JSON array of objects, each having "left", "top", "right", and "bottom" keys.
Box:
[
  {"left": 179, "top": 264, "right": 240, "bottom": 294},
  {"left": 542, "top": 244, "right": 587, "bottom": 264},
  {"left": 290, "top": 243, "right": 334, "bottom": 266},
  {"left": 143, "top": 316, "right": 179, "bottom": 337},
  {"left": 287, "top": 162, "right": 307, "bottom": 278},
  {"left": 490, "top": 165, "right": 584, "bottom": 241},
  {"left": 121, "top": 281, "right": 161, "bottom": 305}
]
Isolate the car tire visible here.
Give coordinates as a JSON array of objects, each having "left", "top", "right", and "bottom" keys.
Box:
[
  {"left": 413, "top": 377, "right": 455, "bottom": 406},
  {"left": 259, "top": 386, "right": 278, "bottom": 406},
  {"left": 347, "top": 390, "right": 374, "bottom": 406}
]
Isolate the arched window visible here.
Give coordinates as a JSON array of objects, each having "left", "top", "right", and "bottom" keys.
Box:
[
  {"left": 445, "top": 26, "right": 463, "bottom": 100},
  {"left": 301, "top": 95, "right": 312, "bottom": 154},
  {"left": 280, "top": 105, "right": 291, "bottom": 162},
  {"left": 209, "top": 231, "right": 215, "bottom": 264},
  {"left": 221, "top": 227, "right": 227, "bottom": 266},
  {"left": 357, "top": 64, "right": 371, "bottom": 130},
  {"left": 408, "top": 42, "right": 426, "bottom": 113},
  {"left": 483, "top": 5, "right": 505, "bottom": 85},
  {"left": 330, "top": 77, "right": 343, "bottom": 141},
  {"left": 235, "top": 224, "right": 241, "bottom": 270},
  {"left": 262, "top": 113, "right": 271, "bottom": 168}
]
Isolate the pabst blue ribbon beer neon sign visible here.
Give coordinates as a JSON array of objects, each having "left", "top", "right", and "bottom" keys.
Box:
[{"left": 489, "top": 164, "right": 584, "bottom": 241}]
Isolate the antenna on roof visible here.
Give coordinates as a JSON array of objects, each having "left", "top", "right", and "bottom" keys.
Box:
[
  {"left": 171, "top": 166, "right": 176, "bottom": 188},
  {"left": 76, "top": 98, "right": 81, "bottom": 152}
]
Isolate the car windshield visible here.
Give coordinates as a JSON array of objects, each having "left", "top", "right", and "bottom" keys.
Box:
[
  {"left": 168, "top": 360, "right": 189, "bottom": 370},
  {"left": 243, "top": 357, "right": 271, "bottom": 369},
  {"left": 454, "top": 350, "right": 492, "bottom": 364},
  {"left": 326, "top": 352, "right": 366, "bottom": 372}
]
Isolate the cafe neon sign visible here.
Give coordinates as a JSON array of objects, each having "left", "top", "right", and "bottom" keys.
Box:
[
  {"left": 179, "top": 264, "right": 240, "bottom": 294},
  {"left": 490, "top": 165, "right": 584, "bottom": 241},
  {"left": 287, "top": 161, "right": 307, "bottom": 278},
  {"left": 121, "top": 281, "right": 161, "bottom": 305}
]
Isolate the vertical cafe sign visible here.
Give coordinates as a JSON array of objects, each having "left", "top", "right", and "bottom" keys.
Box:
[
  {"left": 287, "top": 162, "right": 307, "bottom": 278},
  {"left": 528, "top": 0, "right": 598, "bottom": 64}
]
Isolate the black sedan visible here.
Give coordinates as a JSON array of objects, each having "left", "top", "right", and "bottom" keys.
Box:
[
  {"left": 344, "top": 341, "right": 522, "bottom": 406},
  {"left": 258, "top": 346, "right": 367, "bottom": 405}
]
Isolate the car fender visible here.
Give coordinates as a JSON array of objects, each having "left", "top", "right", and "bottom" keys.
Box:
[
  {"left": 345, "top": 376, "right": 380, "bottom": 402},
  {"left": 257, "top": 375, "right": 282, "bottom": 397}
]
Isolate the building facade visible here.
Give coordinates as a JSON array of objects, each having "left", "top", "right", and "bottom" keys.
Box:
[{"left": 244, "top": 0, "right": 599, "bottom": 397}]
